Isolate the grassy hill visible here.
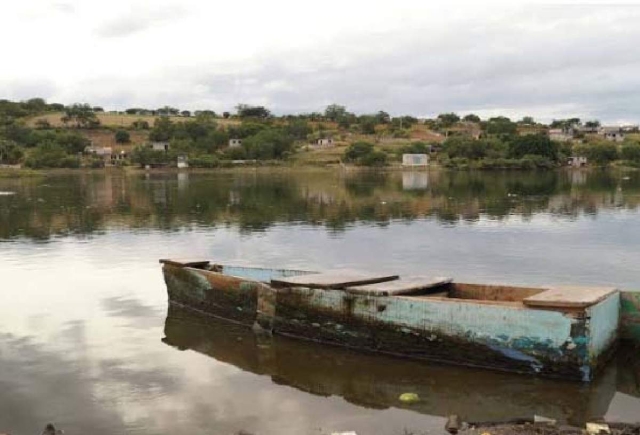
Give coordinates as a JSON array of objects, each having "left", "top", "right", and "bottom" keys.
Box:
[{"left": 26, "top": 112, "right": 241, "bottom": 129}]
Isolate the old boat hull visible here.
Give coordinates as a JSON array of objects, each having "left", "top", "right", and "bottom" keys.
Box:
[{"left": 161, "top": 261, "right": 621, "bottom": 381}]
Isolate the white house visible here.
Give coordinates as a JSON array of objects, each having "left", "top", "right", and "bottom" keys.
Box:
[
  {"left": 229, "top": 138, "right": 242, "bottom": 148},
  {"left": 402, "top": 154, "right": 429, "bottom": 167},
  {"left": 316, "top": 138, "right": 334, "bottom": 147},
  {"left": 567, "top": 156, "right": 587, "bottom": 168},
  {"left": 599, "top": 127, "right": 625, "bottom": 142},
  {"left": 177, "top": 155, "right": 189, "bottom": 169},
  {"left": 85, "top": 146, "right": 112, "bottom": 156},
  {"left": 150, "top": 142, "right": 170, "bottom": 151}
]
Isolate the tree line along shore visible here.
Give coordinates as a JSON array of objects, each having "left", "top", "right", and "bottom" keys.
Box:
[{"left": 1, "top": 99, "right": 640, "bottom": 171}]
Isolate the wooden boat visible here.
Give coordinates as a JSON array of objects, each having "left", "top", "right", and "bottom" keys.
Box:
[{"left": 160, "top": 259, "right": 623, "bottom": 382}]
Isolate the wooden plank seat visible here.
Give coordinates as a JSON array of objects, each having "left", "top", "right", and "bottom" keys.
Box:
[
  {"left": 271, "top": 270, "right": 399, "bottom": 289},
  {"left": 523, "top": 285, "right": 618, "bottom": 309},
  {"left": 345, "top": 276, "right": 453, "bottom": 296}
]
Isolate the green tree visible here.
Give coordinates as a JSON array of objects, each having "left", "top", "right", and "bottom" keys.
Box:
[
  {"left": 24, "top": 142, "right": 79, "bottom": 168},
  {"left": 462, "top": 114, "right": 481, "bottom": 123},
  {"left": 285, "top": 119, "right": 311, "bottom": 140},
  {"left": 0, "top": 139, "right": 23, "bottom": 164},
  {"left": 344, "top": 141, "right": 374, "bottom": 162},
  {"left": 149, "top": 116, "right": 174, "bottom": 141},
  {"left": 620, "top": 141, "right": 640, "bottom": 162},
  {"left": 242, "top": 129, "right": 293, "bottom": 159},
  {"left": 62, "top": 104, "right": 100, "bottom": 128},
  {"left": 358, "top": 116, "right": 377, "bottom": 134},
  {"left": 236, "top": 104, "right": 271, "bottom": 119},
  {"left": 437, "top": 113, "right": 460, "bottom": 128},
  {"left": 485, "top": 116, "right": 517, "bottom": 136},
  {"left": 324, "top": 104, "right": 347, "bottom": 122},
  {"left": 115, "top": 130, "right": 131, "bottom": 144},
  {"left": 585, "top": 120, "right": 601, "bottom": 128},
  {"left": 508, "top": 134, "right": 559, "bottom": 161}
]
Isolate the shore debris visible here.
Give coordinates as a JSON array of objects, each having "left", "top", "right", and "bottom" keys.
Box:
[
  {"left": 42, "top": 423, "right": 63, "bottom": 435},
  {"left": 398, "top": 392, "right": 420, "bottom": 404},
  {"left": 446, "top": 415, "right": 461, "bottom": 434},
  {"left": 586, "top": 423, "right": 611, "bottom": 435}
]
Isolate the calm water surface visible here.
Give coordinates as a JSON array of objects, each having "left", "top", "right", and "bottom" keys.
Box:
[{"left": 1, "top": 169, "right": 639, "bottom": 434}]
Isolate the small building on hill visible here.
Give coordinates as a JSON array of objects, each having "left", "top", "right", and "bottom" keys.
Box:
[
  {"left": 402, "top": 154, "right": 429, "bottom": 167},
  {"left": 599, "top": 127, "right": 625, "bottom": 142},
  {"left": 85, "top": 146, "right": 112, "bottom": 156},
  {"left": 150, "top": 142, "right": 170, "bottom": 152},
  {"left": 229, "top": 138, "right": 242, "bottom": 148},
  {"left": 315, "top": 138, "right": 335, "bottom": 148}
]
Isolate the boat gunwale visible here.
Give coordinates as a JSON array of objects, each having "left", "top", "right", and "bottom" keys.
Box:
[{"left": 173, "top": 262, "right": 585, "bottom": 312}]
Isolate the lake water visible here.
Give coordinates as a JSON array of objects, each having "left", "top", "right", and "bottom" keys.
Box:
[{"left": 1, "top": 168, "right": 639, "bottom": 435}]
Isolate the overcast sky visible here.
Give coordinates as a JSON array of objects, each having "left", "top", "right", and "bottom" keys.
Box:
[{"left": 1, "top": 1, "right": 639, "bottom": 122}]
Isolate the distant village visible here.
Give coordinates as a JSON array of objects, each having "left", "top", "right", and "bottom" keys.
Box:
[{"left": 1, "top": 99, "right": 639, "bottom": 170}]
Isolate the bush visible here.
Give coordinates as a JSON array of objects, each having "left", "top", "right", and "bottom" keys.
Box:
[
  {"left": 24, "top": 142, "right": 80, "bottom": 168},
  {"left": 242, "top": 129, "right": 294, "bottom": 160},
  {"left": 189, "top": 155, "right": 220, "bottom": 168},
  {"left": 508, "top": 134, "right": 559, "bottom": 161},
  {"left": 115, "top": 130, "right": 130, "bottom": 144},
  {"left": 401, "top": 142, "right": 430, "bottom": 154},
  {"left": 621, "top": 141, "right": 640, "bottom": 163},
  {"left": 344, "top": 141, "right": 374, "bottom": 162},
  {"left": 360, "top": 150, "right": 388, "bottom": 166},
  {"left": 574, "top": 142, "right": 619, "bottom": 166}
]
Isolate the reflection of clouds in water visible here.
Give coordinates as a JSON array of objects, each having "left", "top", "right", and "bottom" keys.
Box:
[
  {"left": 101, "top": 296, "right": 163, "bottom": 329},
  {"left": 0, "top": 331, "right": 127, "bottom": 435}
]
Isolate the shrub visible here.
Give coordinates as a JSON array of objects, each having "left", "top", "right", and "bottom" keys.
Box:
[
  {"left": 24, "top": 142, "right": 80, "bottom": 168},
  {"left": 115, "top": 130, "right": 130, "bottom": 144},
  {"left": 574, "top": 142, "right": 619, "bottom": 166},
  {"left": 621, "top": 141, "right": 640, "bottom": 163},
  {"left": 344, "top": 141, "right": 374, "bottom": 162},
  {"left": 190, "top": 155, "right": 220, "bottom": 168},
  {"left": 360, "top": 150, "right": 388, "bottom": 166}
]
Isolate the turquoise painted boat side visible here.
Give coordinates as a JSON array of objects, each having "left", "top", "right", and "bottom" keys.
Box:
[
  {"left": 587, "top": 292, "right": 620, "bottom": 358},
  {"left": 621, "top": 291, "right": 640, "bottom": 342},
  {"left": 274, "top": 286, "right": 593, "bottom": 376}
]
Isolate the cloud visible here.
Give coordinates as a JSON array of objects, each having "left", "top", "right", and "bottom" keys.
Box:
[
  {"left": 1, "top": 2, "right": 640, "bottom": 122},
  {"left": 94, "top": 4, "right": 188, "bottom": 38}
]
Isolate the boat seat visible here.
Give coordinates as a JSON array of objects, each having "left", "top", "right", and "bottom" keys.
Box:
[
  {"left": 523, "top": 285, "right": 618, "bottom": 309},
  {"left": 271, "top": 270, "right": 399, "bottom": 289},
  {"left": 345, "top": 276, "right": 453, "bottom": 297}
]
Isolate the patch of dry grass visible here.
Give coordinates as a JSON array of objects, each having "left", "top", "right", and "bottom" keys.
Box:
[{"left": 26, "top": 112, "right": 240, "bottom": 128}]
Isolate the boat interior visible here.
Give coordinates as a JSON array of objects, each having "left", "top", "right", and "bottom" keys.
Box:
[{"left": 160, "top": 260, "right": 617, "bottom": 311}]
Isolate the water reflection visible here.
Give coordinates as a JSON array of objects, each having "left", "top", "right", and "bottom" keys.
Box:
[
  {"left": 2, "top": 169, "right": 640, "bottom": 240},
  {"left": 162, "top": 305, "right": 640, "bottom": 426}
]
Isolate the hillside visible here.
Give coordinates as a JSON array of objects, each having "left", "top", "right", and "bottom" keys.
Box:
[{"left": 26, "top": 112, "right": 241, "bottom": 129}]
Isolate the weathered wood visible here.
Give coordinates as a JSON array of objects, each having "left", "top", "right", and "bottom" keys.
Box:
[
  {"left": 523, "top": 285, "right": 618, "bottom": 309},
  {"left": 345, "top": 276, "right": 452, "bottom": 296},
  {"left": 271, "top": 270, "right": 398, "bottom": 289},
  {"left": 159, "top": 259, "right": 211, "bottom": 268}
]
